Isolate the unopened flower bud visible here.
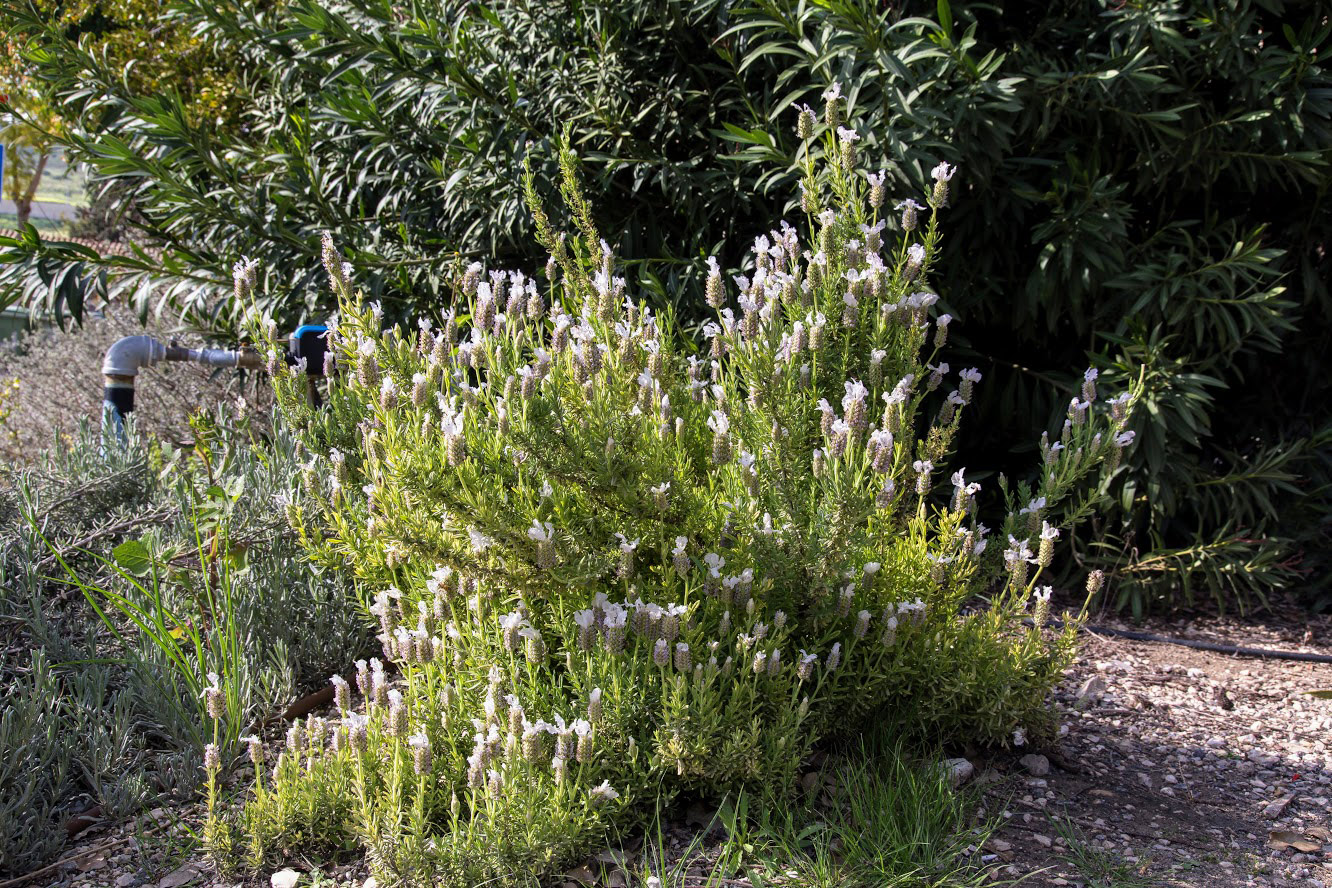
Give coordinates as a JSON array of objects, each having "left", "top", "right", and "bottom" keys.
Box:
[
  {"left": 796, "top": 104, "right": 816, "bottom": 140},
  {"left": 825, "top": 642, "right": 841, "bottom": 671}
]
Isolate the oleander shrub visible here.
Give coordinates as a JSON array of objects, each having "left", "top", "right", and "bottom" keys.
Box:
[
  {"left": 5, "top": 0, "right": 1327, "bottom": 613},
  {"left": 207, "top": 129, "right": 1131, "bottom": 884}
]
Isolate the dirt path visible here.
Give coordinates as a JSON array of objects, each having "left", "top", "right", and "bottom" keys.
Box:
[{"left": 981, "top": 617, "right": 1332, "bottom": 887}]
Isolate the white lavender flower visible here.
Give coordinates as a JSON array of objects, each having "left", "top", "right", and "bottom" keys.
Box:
[
  {"left": 203, "top": 743, "right": 221, "bottom": 773},
  {"left": 589, "top": 781, "right": 620, "bottom": 805},
  {"left": 331, "top": 674, "right": 350, "bottom": 712},
  {"left": 347, "top": 713, "right": 369, "bottom": 753},
  {"left": 795, "top": 103, "right": 817, "bottom": 140},
  {"left": 1107, "top": 391, "right": 1131, "bottom": 422},
  {"left": 499, "top": 611, "right": 527, "bottom": 653},
  {"left": 706, "top": 256, "right": 725, "bottom": 308},
  {"left": 588, "top": 687, "right": 603, "bottom": 723},
  {"left": 386, "top": 689, "right": 407, "bottom": 737},
  {"left": 672, "top": 536, "right": 690, "bottom": 574},
  {"left": 1038, "top": 521, "right": 1060, "bottom": 568},
  {"left": 930, "top": 161, "right": 957, "bottom": 206},
  {"left": 958, "top": 367, "right": 982, "bottom": 404},
  {"left": 202, "top": 672, "right": 224, "bottom": 720},
  {"left": 1003, "top": 536, "right": 1036, "bottom": 589},
  {"left": 520, "top": 626, "right": 546, "bottom": 663},
  {"left": 880, "top": 614, "right": 899, "bottom": 648},
  {"left": 830, "top": 419, "right": 851, "bottom": 458},
  {"left": 708, "top": 409, "right": 732, "bottom": 465},
  {"left": 674, "top": 642, "right": 691, "bottom": 672},
  {"left": 822, "top": 81, "right": 842, "bottom": 127},
  {"left": 241, "top": 734, "right": 263, "bottom": 765},
  {"left": 408, "top": 733, "right": 432, "bottom": 775},
  {"left": 843, "top": 379, "right": 869, "bottom": 432},
  {"left": 876, "top": 478, "right": 896, "bottom": 509},
  {"left": 836, "top": 126, "right": 859, "bottom": 170},
  {"left": 934, "top": 313, "right": 952, "bottom": 348},
  {"left": 866, "top": 170, "right": 886, "bottom": 209},
  {"left": 1033, "top": 585, "right": 1053, "bottom": 628},
  {"left": 897, "top": 198, "right": 924, "bottom": 232},
  {"left": 651, "top": 481, "right": 670, "bottom": 512},
  {"left": 905, "top": 243, "right": 926, "bottom": 280},
  {"left": 913, "top": 459, "right": 934, "bottom": 495},
  {"left": 797, "top": 651, "right": 817, "bottom": 682}
]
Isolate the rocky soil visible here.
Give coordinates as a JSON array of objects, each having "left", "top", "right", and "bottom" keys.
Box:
[
  {"left": 979, "top": 614, "right": 1332, "bottom": 888},
  {"left": 23, "top": 613, "right": 1332, "bottom": 888}
]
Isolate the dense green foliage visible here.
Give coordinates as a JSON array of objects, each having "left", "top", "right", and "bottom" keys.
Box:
[
  {"left": 0, "top": 415, "right": 371, "bottom": 874},
  {"left": 3, "top": 0, "right": 1328, "bottom": 611},
  {"left": 213, "top": 134, "right": 1116, "bottom": 884}
]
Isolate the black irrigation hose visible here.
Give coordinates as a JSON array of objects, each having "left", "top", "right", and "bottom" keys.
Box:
[{"left": 1080, "top": 623, "right": 1332, "bottom": 665}]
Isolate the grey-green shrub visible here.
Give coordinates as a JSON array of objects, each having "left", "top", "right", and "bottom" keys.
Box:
[{"left": 0, "top": 414, "right": 372, "bottom": 875}]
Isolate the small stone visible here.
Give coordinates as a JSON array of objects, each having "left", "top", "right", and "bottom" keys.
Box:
[
  {"left": 1033, "top": 833, "right": 1053, "bottom": 848},
  {"left": 944, "top": 758, "right": 975, "bottom": 786},
  {"left": 271, "top": 870, "right": 301, "bottom": 888},
  {"left": 1077, "top": 676, "right": 1106, "bottom": 702},
  {"left": 157, "top": 865, "right": 200, "bottom": 888},
  {"left": 115, "top": 875, "right": 139, "bottom": 888},
  {"left": 1020, "top": 754, "right": 1050, "bottom": 777}
]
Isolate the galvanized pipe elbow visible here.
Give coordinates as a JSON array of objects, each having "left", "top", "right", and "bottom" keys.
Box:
[
  {"left": 101, "top": 335, "right": 262, "bottom": 443},
  {"left": 102, "top": 335, "right": 167, "bottom": 378}
]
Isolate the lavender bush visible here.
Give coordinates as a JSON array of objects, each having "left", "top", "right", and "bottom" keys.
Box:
[{"left": 212, "top": 108, "right": 1136, "bottom": 884}]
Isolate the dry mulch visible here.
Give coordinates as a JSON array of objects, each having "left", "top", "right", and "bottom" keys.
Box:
[{"left": 27, "top": 612, "right": 1332, "bottom": 888}]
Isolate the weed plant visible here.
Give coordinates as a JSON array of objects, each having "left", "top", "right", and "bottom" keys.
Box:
[{"left": 214, "top": 109, "right": 1136, "bottom": 885}]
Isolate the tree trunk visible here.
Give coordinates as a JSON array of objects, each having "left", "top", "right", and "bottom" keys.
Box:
[{"left": 16, "top": 150, "right": 49, "bottom": 226}]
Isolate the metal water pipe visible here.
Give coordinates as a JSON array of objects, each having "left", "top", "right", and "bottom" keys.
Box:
[{"left": 101, "top": 335, "right": 264, "bottom": 439}]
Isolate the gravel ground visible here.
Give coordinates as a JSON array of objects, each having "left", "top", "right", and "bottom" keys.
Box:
[
  {"left": 26, "top": 613, "right": 1332, "bottom": 888},
  {"left": 978, "top": 613, "right": 1332, "bottom": 888}
]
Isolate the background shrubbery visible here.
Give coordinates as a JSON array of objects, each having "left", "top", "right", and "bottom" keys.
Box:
[
  {"left": 5, "top": 0, "right": 1327, "bottom": 613},
  {"left": 0, "top": 415, "right": 371, "bottom": 874}
]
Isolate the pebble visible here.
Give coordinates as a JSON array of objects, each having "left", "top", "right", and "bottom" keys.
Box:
[
  {"left": 1019, "top": 754, "right": 1050, "bottom": 777},
  {"left": 944, "top": 758, "right": 974, "bottom": 786}
]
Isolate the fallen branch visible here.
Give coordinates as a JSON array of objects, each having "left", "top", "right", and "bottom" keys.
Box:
[{"left": 35, "top": 508, "right": 178, "bottom": 573}]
